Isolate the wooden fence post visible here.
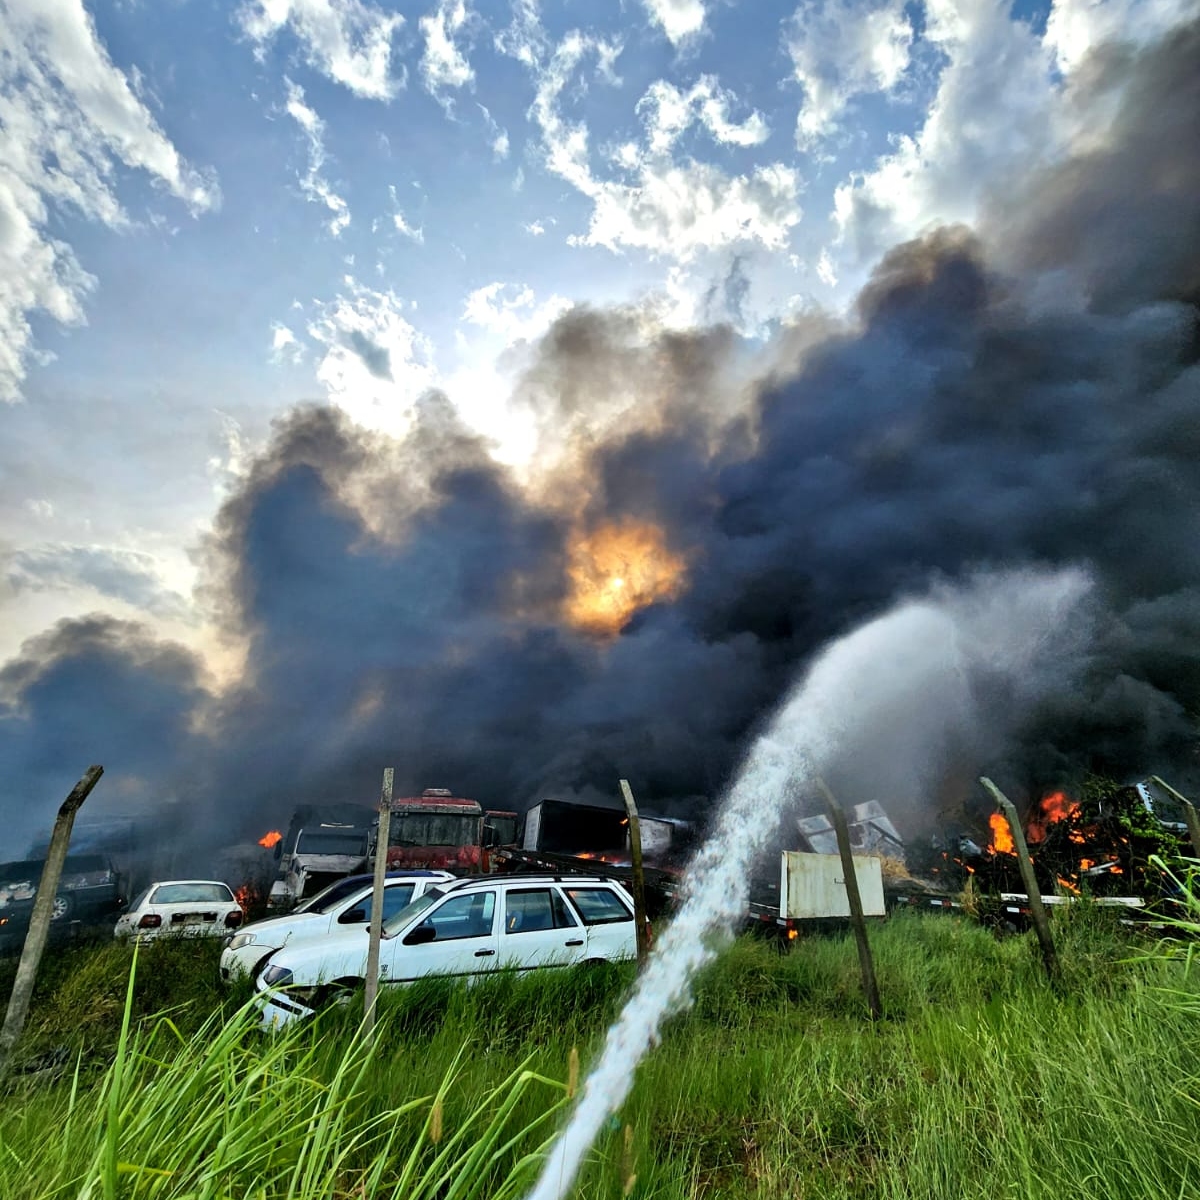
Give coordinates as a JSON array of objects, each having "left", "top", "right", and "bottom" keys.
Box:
[
  {"left": 0, "top": 766, "right": 104, "bottom": 1080},
  {"left": 980, "top": 777, "right": 1058, "bottom": 980},
  {"left": 816, "top": 778, "right": 882, "bottom": 1020},
  {"left": 363, "top": 767, "right": 393, "bottom": 1038},
  {"left": 618, "top": 780, "right": 650, "bottom": 965}
]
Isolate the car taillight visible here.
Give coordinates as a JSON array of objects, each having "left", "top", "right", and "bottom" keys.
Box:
[
  {"left": 138, "top": 913, "right": 162, "bottom": 929},
  {"left": 225, "top": 910, "right": 243, "bottom": 928}
]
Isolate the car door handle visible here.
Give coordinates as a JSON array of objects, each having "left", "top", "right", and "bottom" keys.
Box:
[
  {"left": 564, "top": 939, "right": 584, "bottom": 947},
  {"left": 474, "top": 948, "right": 495, "bottom": 957}
]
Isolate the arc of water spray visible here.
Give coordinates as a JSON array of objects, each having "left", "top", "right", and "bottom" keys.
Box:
[
  {"left": 524, "top": 567, "right": 1092, "bottom": 1200},
  {"left": 525, "top": 732, "right": 820, "bottom": 1200}
]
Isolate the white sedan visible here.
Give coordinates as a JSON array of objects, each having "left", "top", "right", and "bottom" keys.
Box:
[
  {"left": 115, "top": 880, "right": 244, "bottom": 942},
  {"left": 219, "top": 869, "right": 454, "bottom": 982}
]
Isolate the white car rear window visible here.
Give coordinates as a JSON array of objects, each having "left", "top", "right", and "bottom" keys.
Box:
[
  {"left": 151, "top": 883, "right": 234, "bottom": 904},
  {"left": 563, "top": 887, "right": 632, "bottom": 925}
]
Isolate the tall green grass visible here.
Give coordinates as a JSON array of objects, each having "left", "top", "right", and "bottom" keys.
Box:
[{"left": 2, "top": 910, "right": 1199, "bottom": 1199}]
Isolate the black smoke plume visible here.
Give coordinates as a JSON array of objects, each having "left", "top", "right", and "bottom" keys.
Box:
[{"left": 1, "top": 21, "right": 1199, "bottom": 868}]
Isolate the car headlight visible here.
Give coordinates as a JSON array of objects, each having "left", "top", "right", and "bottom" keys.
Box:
[
  {"left": 260, "top": 964, "right": 294, "bottom": 988},
  {"left": 227, "top": 932, "right": 256, "bottom": 951}
]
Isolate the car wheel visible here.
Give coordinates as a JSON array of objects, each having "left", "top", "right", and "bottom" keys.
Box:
[
  {"left": 318, "top": 977, "right": 364, "bottom": 1011},
  {"left": 50, "top": 894, "right": 74, "bottom": 922}
]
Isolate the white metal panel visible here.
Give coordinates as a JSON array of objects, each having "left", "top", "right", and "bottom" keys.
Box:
[
  {"left": 781, "top": 851, "right": 885, "bottom": 919},
  {"left": 522, "top": 803, "right": 543, "bottom": 851},
  {"left": 635, "top": 818, "right": 673, "bottom": 859}
]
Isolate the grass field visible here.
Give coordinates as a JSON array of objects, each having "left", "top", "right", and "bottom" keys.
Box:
[{"left": 2, "top": 907, "right": 1199, "bottom": 1198}]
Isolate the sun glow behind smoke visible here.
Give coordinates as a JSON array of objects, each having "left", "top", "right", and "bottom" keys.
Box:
[{"left": 564, "top": 521, "right": 687, "bottom": 635}]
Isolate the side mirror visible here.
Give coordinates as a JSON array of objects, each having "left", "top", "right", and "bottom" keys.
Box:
[
  {"left": 482, "top": 823, "right": 498, "bottom": 849},
  {"left": 339, "top": 907, "right": 367, "bottom": 924},
  {"left": 273, "top": 841, "right": 283, "bottom": 861},
  {"left": 403, "top": 922, "right": 437, "bottom": 946}
]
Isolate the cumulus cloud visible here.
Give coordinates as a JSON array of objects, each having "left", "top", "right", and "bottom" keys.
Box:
[
  {"left": 479, "top": 104, "right": 510, "bottom": 159},
  {"left": 828, "top": 0, "right": 1197, "bottom": 271},
  {"left": 419, "top": 0, "right": 474, "bottom": 103},
  {"left": 0, "top": 0, "right": 218, "bottom": 401},
  {"left": 637, "top": 76, "right": 770, "bottom": 154},
  {"left": 528, "top": 36, "right": 799, "bottom": 262},
  {"left": 786, "top": 0, "right": 914, "bottom": 146},
  {"left": 283, "top": 79, "right": 351, "bottom": 235},
  {"left": 5, "top": 544, "right": 193, "bottom": 621},
  {"left": 387, "top": 184, "right": 425, "bottom": 242},
  {"left": 238, "top": 0, "right": 405, "bottom": 99},
  {"left": 270, "top": 321, "right": 304, "bottom": 363},
  {"left": 462, "top": 282, "right": 572, "bottom": 342},
  {"left": 644, "top": 0, "right": 708, "bottom": 45},
  {"left": 304, "top": 279, "right": 437, "bottom": 432}
]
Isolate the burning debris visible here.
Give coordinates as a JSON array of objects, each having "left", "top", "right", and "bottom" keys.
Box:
[{"left": 964, "top": 777, "right": 1191, "bottom": 906}]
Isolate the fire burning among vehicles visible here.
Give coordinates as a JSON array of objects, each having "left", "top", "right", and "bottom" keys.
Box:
[{"left": 971, "top": 778, "right": 1187, "bottom": 907}]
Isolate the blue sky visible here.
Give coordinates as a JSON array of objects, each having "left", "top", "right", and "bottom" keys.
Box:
[{"left": 1, "top": 0, "right": 1193, "bottom": 672}]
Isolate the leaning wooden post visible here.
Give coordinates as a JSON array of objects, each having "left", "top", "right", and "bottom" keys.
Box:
[
  {"left": 816, "top": 778, "right": 882, "bottom": 1020},
  {"left": 980, "top": 777, "right": 1058, "bottom": 980},
  {"left": 362, "top": 767, "right": 393, "bottom": 1038},
  {"left": 0, "top": 766, "right": 103, "bottom": 1080},
  {"left": 618, "top": 779, "right": 650, "bottom": 965},
  {"left": 1148, "top": 776, "right": 1200, "bottom": 860}
]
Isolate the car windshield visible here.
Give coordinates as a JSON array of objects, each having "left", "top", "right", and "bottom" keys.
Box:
[
  {"left": 296, "top": 830, "right": 368, "bottom": 856},
  {"left": 297, "top": 876, "right": 370, "bottom": 913},
  {"left": 150, "top": 882, "right": 234, "bottom": 905},
  {"left": 382, "top": 887, "right": 445, "bottom": 936},
  {"left": 390, "top": 813, "right": 478, "bottom": 848}
]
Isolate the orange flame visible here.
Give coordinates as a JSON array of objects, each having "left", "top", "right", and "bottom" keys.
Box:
[
  {"left": 988, "top": 812, "right": 1015, "bottom": 855},
  {"left": 258, "top": 830, "right": 283, "bottom": 848},
  {"left": 1027, "top": 791, "right": 1081, "bottom": 843},
  {"left": 564, "top": 520, "right": 687, "bottom": 636}
]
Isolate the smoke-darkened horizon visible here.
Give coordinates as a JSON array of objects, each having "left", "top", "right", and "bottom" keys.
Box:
[{"left": 2, "top": 20, "right": 1198, "bottom": 871}]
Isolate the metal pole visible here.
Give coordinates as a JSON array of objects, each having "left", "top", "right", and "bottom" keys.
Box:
[
  {"left": 816, "top": 778, "right": 882, "bottom": 1020},
  {"left": 362, "top": 767, "right": 393, "bottom": 1038},
  {"left": 1148, "top": 776, "right": 1200, "bottom": 859},
  {"left": 981, "top": 777, "right": 1058, "bottom": 979},
  {"left": 0, "top": 766, "right": 103, "bottom": 1079},
  {"left": 618, "top": 780, "right": 650, "bottom": 964}
]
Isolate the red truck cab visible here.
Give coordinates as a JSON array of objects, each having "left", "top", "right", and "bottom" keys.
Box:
[{"left": 382, "top": 790, "right": 518, "bottom": 874}]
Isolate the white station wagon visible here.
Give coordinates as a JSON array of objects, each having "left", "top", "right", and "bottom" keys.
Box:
[
  {"left": 256, "top": 873, "right": 639, "bottom": 1026},
  {"left": 220, "top": 869, "right": 453, "bottom": 982}
]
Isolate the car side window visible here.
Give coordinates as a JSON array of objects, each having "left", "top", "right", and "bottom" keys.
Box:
[
  {"left": 503, "top": 888, "right": 578, "bottom": 934},
  {"left": 338, "top": 883, "right": 416, "bottom": 924},
  {"left": 564, "top": 887, "right": 632, "bottom": 925},
  {"left": 421, "top": 891, "right": 496, "bottom": 941},
  {"left": 382, "top": 885, "right": 416, "bottom": 921}
]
